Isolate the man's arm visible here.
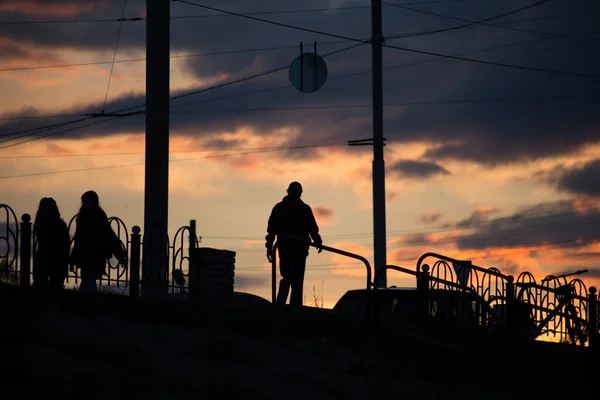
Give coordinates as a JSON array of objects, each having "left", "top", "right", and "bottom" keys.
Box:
[
  {"left": 265, "top": 205, "right": 278, "bottom": 262},
  {"left": 307, "top": 206, "right": 323, "bottom": 252}
]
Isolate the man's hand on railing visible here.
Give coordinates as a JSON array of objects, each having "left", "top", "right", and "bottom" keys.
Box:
[{"left": 314, "top": 239, "right": 323, "bottom": 254}]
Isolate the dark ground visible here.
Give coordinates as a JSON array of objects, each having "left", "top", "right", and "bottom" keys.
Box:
[{"left": 0, "top": 284, "right": 594, "bottom": 400}]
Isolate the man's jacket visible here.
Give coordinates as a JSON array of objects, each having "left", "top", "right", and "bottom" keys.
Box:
[{"left": 266, "top": 195, "right": 322, "bottom": 258}]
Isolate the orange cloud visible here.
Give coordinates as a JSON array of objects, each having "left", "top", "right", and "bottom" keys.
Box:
[{"left": 0, "top": 1, "right": 104, "bottom": 16}]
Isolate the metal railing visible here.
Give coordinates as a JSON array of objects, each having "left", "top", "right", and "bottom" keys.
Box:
[{"left": 0, "top": 204, "right": 198, "bottom": 296}]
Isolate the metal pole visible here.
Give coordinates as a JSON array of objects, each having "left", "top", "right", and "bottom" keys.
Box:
[
  {"left": 142, "top": 0, "right": 170, "bottom": 299},
  {"left": 371, "top": 0, "right": 387, "bottom": 288}
]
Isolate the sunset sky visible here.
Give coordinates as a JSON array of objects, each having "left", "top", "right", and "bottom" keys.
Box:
[{"left": 1, "top": 0, "right": 599, "bottom": 307}]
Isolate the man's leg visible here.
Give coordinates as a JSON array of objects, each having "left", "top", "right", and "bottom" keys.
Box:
[
  {"left": 276, "top": 257, "right": 292, "bottom": 305},
  {"left": 289, "top": 258, "right": 307, "bottom": 307}
]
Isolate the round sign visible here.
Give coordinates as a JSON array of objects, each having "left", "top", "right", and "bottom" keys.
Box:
[{"left": 289, "top": 52, "right": 328, "bottom": 94}]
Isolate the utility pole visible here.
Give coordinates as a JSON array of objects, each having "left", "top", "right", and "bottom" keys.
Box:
[
  {"left": 142, "top": 0, "right": 170, "bottom": 299},
  {"left": 371, "top": 0, "right": 387, "bottom": 288}
]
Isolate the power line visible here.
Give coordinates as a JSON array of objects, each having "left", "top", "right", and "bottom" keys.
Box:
[
  {"left": 102, "top": 0, "right": 128, "bottom": 114},
  {"left": 168, "top": 92, "right": 598, "bottom": 114},
  {"left": 0, "top": 116, "right": 126, "bottom": 150},
  {"left": 0, "top": 40, "right": 353, "bottom": 73},
  {"left": 233, "top": 237, "right": 600, "bottom": 272},
  {"left": 169, "top": 41, "right": 365, "bottom": 106},
  {"left": 198, "top": 205, "right": 600, "bottom": 247},
  {"left": 0, "top": 1, "right": 470, "bottom": 25},
  {"left": 382, "top": 42, "right": 600, "bottom": 79},
  {"left": 0, "top": 40, "right": 360, "bottom": 148},
  {"left": 0, "top": 17, "right": 141, "bottom": 25},
  {"left": 386, "top": 0, "right": 554, "bottom": 40},
  {"left": 0, "top": 117, "right": 90, "bottom": 139},
  {"left": 174, "top": 0, "right": 368, "bottom": 44},
  {"left": 384, "top": 1, "right": 600, "bottom": 42},
  {"left": 169, "top": 26, "right": 600, "bottom": 111},
  {"left": 0, "top": 142, "right": 346, "bottom": 179},
  {"left": 1, "top": 18, "right": 593, "bottom": 147}
]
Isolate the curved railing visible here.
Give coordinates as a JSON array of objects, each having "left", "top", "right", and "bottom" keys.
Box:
[
  {"left": 2, "top": 202, "right": 198, "bottom": 296},
  {"left": 271, "top": 237, "right": 372, "bottom": 303},
  {"left": 0, "top": 204, "right": 19, "bottom": 285}
]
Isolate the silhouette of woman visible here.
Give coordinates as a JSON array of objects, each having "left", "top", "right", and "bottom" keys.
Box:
[
  {"left": 33, "top": 197, "right": 70, "bottom": 289},
  {"left": 69, "top": 190, "right": 126, "bottom": 293}
]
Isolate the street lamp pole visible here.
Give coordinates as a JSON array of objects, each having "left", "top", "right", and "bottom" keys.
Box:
[
  {"left": 142, "top": 0, "right": 170, "bottom": 298},
  {"left": 371, "top": 0, "right": 387, "bottom": 288}
]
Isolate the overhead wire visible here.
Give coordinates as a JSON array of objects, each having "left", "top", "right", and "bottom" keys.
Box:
[
  {"left": 232, "top": 236, "right": 600, "bottom": 272},
  {"left": 0, "top": 39, "right": 357, "bottom": 73},
  {"left": 384, "top": 1, "right": 600, "bottom": 42},
  {"left": 385, "top": 0, "right": 554, "bottom": 39},
  {"left": 0, "top": 40, "right": 363, "bottom": 149},
  {"left": 381, "top": 41, "right": 600, "bottom": 79},
  {"left": 2, "top": 2, "right": 598, "bottom": 149},
  {"left": 0, "top": 141, "right": 346, "bottom": 179},
  {"left": 173, "top": 0, "right": 369, "bottom": 44},
  {"left": 101, "top": 0, "right": 128, "bottom": 114}
]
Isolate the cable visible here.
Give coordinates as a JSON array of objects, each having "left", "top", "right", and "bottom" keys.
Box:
[
  {"left": 0, "top": 39, "right": 362, "bottom": 74},
  {"left": 169, "top": 41, "right": 365, "bottom": 106},
  {"left": 0, "top": 116, "right": 128, "bottom": 150},
  {"left": 386, "top": 0, "right": 554, "bottom": 40},
  {"left": 0, "top": 42, "right": 360, "bottom": 149},
  {"left": 0, "top": 117, "right": 90, "bottom": 139},
  {"left": 382, "top": 42, "right": 600, "bottom": 79},
  {"left": 174, "top": 0, "right": 368, "bottom": 44},
  {"left": 0, "top": 17, "right": 141, "bottom": 25},
  {"left": 170, "top": 23, "right": 600, "bottom": 112},
  {"left": 0, "top": 4, "right": 375, "bottom": 25},
  {"left": 200, "top": 206, "right": 600, "bottom": 250},
  {"left": 231, "top": 237, "right": 600, "bottom": 272},
  {"left": 102, "top": 0, "right": 128, "bottom": 114},
  {"left": 167, "top": 92, "right": 598, "bottom": 115},
  {"left": 384, "top": 1, "right": 600, "bottom": 42},
  {"left": 0, "top": 142, "right": 346, "bottom": 179}
]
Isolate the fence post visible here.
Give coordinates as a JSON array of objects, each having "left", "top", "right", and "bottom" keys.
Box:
[
  {"left": 588, "top": 286, "right": 597, "bottom": 349},
  {"left": 189, "top": 219, "right": 197, "bottom": 255},
  {"left": 129, "top": 225, "right": 141, "bottom": 297},
  {"left": 506, "top": 275, "right": 516, "bottom": 336},
  {"left": 417, "top": 264, "right": 430, "bottom": 317},
  {"left": 19, "top": 213, "right": 32, "bottom": 287}
]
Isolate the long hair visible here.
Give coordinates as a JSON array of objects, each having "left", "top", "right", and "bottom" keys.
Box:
[{"left": 34, "top": 197, "right": 61, "bottom": 224}]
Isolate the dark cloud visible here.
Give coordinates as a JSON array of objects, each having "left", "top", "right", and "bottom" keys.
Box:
[
  {"left": 450, "top": 200, "right": 600, "bottom": 250},
  {"left": 313, "top": 206, "right": 334, "bottom": 222},
  {"left": 583, "top": 268, "right": 600, "bottom": 278},
  {"left": 450, "top": 208, "right": 502, "bottom": 228},
  {"left": 0, "top": 0, "right": 599, "bottom": 165},
  {"left": 555, "top": 159, "right": 600, "bottom": 196},
  {"left": 564, "top": 251, "right": 600, "bottom": 260},
  {"left": 392, "top": 232, "right": 434, "bottom": 246},
  {"left": 389, "top": 160, "right": 450, "bottom": 179},
  {"left": 419, "top": 211, "right": 442, "bottom": 224}
]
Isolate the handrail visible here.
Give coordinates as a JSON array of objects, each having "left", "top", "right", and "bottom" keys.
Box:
[
  {"left": 416, "top": 252, "right": 510, "bottom": 280},
  {"left": 378, "top": 264, "right": 477, "bottom": 294},
  {"left": 515, "top": 281, "right": 589, "bottom": 303},
  {"left": 271, "top": 236, "right": 373, "bottom": 303}
]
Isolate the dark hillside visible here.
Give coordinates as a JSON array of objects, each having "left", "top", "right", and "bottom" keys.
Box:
[{"left": 0, "top": 284, "right": 593, "bottom": 399}]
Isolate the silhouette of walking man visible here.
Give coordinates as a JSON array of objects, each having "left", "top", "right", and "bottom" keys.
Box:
[
  {"left": 265, "top": 182, "right": 323, "bottom": 306},
  {"left": 33, "top": 197, "right": 70, "bottom": 290},
  {"left": 69, "top": 190, "right": 126, "bottom": 293}
]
